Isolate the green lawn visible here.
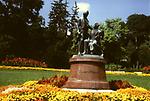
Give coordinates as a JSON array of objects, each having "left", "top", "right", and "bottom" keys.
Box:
[
  {"left": 0, "top": 69, "right": 150, "bottom": 89},
  {"left": 0, "top": 69, "right": 69, "bottom": 86},
  {"left": 107, "top": 74, "right": 150, "bottom": 90}
]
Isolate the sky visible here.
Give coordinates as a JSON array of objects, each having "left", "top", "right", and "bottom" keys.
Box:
[{"left": 40, "top": 0, "right": 150, "bottom": 25}]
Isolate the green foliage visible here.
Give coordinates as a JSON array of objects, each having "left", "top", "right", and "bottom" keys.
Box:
[
  {"left": 0, "top": 0, "right": 150, "bottom": 69},
  {"left": 126, "top": 14, "right": 150, "bottom": 49},
  {"left": 101, "top": 15, "right": 150, "bottom": 68},
  {"left": 69, "top": 1, "right": 79, "bottom": 55},
  {"left": 126, "top": 14, "right": 150, "bottom": 68},
  {"left": 139, "top": 41, "right": 150, "bottom": 66},
  {"left": 101, "top": 18, "right": 129, "bottom": 63},
  {"left": 0, "top": 35, "right": 15, "bottom": 57},
  {"left": 46, "top": 0, "right": 71, "bottom": 68},
  {"left": 49, "top": 0, "right": 69, "bottom": 35},
  {"left": 102, "top": 18, "right": 128, "bottom": 42},
  {"left": 0, "top": 0, "right": 44, "bottom": 58},
  {"left": 127, "top": 14, "right": 150, "bottom": 33}
]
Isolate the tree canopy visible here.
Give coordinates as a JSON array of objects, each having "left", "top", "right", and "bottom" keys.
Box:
[
  {"left": 0, "top": 0, "right": 150, "bottom": 68},
  {"left": 126, "top": 14, "right": 150, "bottom": 68},
  {"left": 0, "top": 0, "right": 44, "bottom": 58}
]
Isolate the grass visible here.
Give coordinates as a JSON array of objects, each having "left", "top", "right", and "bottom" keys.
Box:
[
  {"left": 0, "top": 69, "right": 69, "bottom": 86},
  {"left": 107, "top": 74, "right": 150, "bottom": 90},
  {"left": 0, "top": 69, "right": 150, "bottom": 89}
]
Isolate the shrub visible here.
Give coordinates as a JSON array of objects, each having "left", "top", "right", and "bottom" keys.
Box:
[
  {"left": 37, "top": 76, "right": 68, "bottom": 88},
  {"left": 109, "top": 80, "right": 133, "bottom": 90},
  {"left": 143, "top": 66, "right": 150, "bottom": 73},
  {"left": 38, "top": 76, "right": 134, "bottom": 90},
  {"left": 0, "top": 57, "right": 48, "bottom": 67}
]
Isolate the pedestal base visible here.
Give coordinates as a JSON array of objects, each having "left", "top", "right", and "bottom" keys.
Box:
[
  {"left": 63, "top": 55, "right": 110, "bottom": 89},
  {"left": 63, "top": 80, "right": 109, "bottom": 89}
]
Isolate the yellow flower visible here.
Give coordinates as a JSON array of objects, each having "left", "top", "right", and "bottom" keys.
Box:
[{"left": 22, "top": 80, "right": 38, "bottom": 87}]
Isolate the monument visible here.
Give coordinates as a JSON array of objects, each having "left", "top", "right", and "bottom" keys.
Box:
[{"left": 63, "top": 11, "right": 109, "bottom": 89}]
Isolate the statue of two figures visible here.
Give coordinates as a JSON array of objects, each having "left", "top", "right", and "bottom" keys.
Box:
[{"left": 77, "top": 11, "right": 104, "bottom": 56}]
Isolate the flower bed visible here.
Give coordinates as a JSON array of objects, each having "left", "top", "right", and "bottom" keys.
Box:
[
  {"left": 0, "top": 76, "right": 150, "bottom": 101},
  {"left": 38, "top": 76, "right": 134, "bottom": 90},
  {"left": 0, "top": 66, "right": 69, "bottom": 72},
  {"left": 106, "top": 71, "right": 150, "bottom": 76},
  {"left": 0, "top": 57, "right": 48, "bottom": 67},
  {"left": 0, "top": 80, "right": 150, "bottom": 101}
]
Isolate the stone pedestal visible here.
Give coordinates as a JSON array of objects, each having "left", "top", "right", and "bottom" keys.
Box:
[{"left": 63, "top": 55, "right": 109, "bottom": 89}]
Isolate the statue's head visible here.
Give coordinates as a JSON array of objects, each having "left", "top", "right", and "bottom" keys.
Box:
[
  {"left": 83, "top": 11, "right": 89, "bottom": 18},
  {"left": 94, "top": 23, "right": 99, "bottom": 29}
]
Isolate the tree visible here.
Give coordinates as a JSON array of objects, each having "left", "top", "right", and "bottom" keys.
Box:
[
  {"left": 48, "top": 0, "right": 69, "bottom": 37},
  {"left": 69, "top": 1, "right": 79, "bottom": 55},
  {"left": 126, "top": 14, "right": 150, "bottom": 68},
  {"left": 101, "top": 18, "right": 129, "bottom": 64},
  {"left": 27, "top": 16, "right": 46, "bottom": 60},
  {"left": 46, "top": 0, "right": 70, "bottom": 67},
  {"left": 0, "top": 0, "right": 44, "bottom": 58},
  {"left": 0, "top": 34, "right": 14, "bottom": 57},
  {"left": 139, "top": 41, "right": 150, "bottom": 66}
]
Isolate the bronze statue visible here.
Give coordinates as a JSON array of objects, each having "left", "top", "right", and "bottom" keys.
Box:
[
  {"left": 77, "top": 11, "right": 104, "bottom": 55},
  {"left": 89, "top": 23, "right": 104, "bottom": 55},
  {"left": 78, "top": 11, "right": 91, "bottom": 55}
]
